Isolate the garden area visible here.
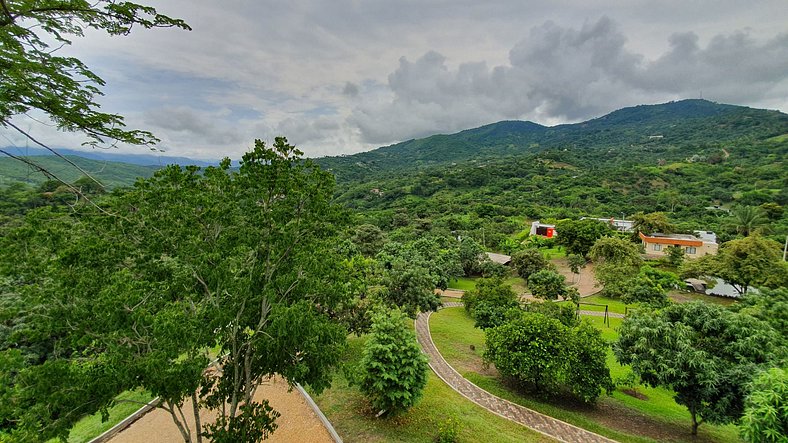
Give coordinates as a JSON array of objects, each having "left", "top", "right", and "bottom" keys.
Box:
[{"left": 428, "top": 306, "right": 741, "bottom": 443}]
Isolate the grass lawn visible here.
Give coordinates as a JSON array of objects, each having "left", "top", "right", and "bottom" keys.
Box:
[
  {"left": 310, "top": 334, "right": 551, "bottom": 443},
  {"left": 430, "top": 307, "right": 740, "bottom": 443},
  {"left": 46, "top": 389, "right": 153, "bottom": 443},
  {"left": 540, "top": 246, "right": 566, "bottom": 260},
  {"left": 448, "top": 276, "right": 477, "bottom": 291}
]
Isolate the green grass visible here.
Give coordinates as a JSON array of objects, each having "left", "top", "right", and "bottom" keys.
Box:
[
  {"left": 45, "top": 389, "right": 153, "bottom": 443},
  {"left": 448, "top": 277, "right": 477, "bottom": 291},
  {"left": 540, "top": 246, "right": 566, "bottom": 260},
  {"left": 310, "top": 335, "right": 551, "bottom": 443},
  {"left": 430, "top": 307, "right": 740, "bottom": 443}
]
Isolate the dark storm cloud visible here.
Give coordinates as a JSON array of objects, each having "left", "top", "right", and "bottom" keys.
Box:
[{"left": 351, "top": 17, "right": 788, "bottom": 144}]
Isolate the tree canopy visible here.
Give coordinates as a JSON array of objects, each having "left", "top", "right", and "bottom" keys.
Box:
[
  {"left": 1, "top": 0, "right": 189, "bottom": 147},
  {"left": 615, "top": 302, "right": 782, "bottom": 435},
  {"left": 0, "top": 139, "right": 352, "bottom": 441}
]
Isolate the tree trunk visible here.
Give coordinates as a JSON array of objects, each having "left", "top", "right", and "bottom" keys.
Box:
[{"left": 690, "top": 406, "right": 699, "bottom": 436}]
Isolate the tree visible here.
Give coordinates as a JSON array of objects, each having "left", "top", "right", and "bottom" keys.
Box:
[
  {"left": 359, "top": 309, "right": 428, "bottom": 416},
  {"left": 484, "top": 312, "right": 612, "bottom": 404},
  {"left": 729, "top": 206, "right": 770, "bottom": 236},
  {"left": 631, "top": 212, "right": 675, "bottom": 241},
  {"left": 738, "top": 367, "right": 788, "bottom": 443},
  {"left": 0, "top": 139, "right": 352, "bottom": 442},
  {"left": 511, "top": 248, "right": 549, "bottom": 280},
  {"left": 732, "top": 288, "right": 788, "bottom": 340},
  {"left": 352, "top": 224, "right": 385, "bottom": 256},
  {"left": 462, "top": 277, "right": 519, "bottom": 329},
  {"left": 527, "top": 270, "right": 568, "bottom": 301},
  {"left": 713, "top": 234, "right": 788, "bottom": 295},
  {"left": 589, "top": 237, "right": 643, "bottom": 296},
  {"left": 379, "top": 259, "right": 440, "bottom": 317},
  {"left": 615, "top": 302, "right": 781, "bottom": 436},
  {"left": 566, "top": 254, "right": 586, "bottom": 284},
  {"left": 458, "top": 237, "right": 485, "bottom": 275},
  {"left": 664, "top": 245, "right": 685, "bottom": 267},
  {"left": 554, "top": 219, "right": 612, "bottom": 256},
  {"left": 1, "top": 1, "right": 189, "bottom": 148}
]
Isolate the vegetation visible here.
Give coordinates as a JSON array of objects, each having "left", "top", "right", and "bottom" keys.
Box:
[
  {"left": 0, "top": 0, "right": 189, "bottom": 148},
  {"left": 484, "top": 311, "right": 612, "bottom": 404},
  {"left": 0, "top": 140, "right": 352, "bottom": 442},
  {"left": 615, "top": 302, "right": 783, "bottom": 435},
  {"left": 461, "top": 277, "right": 519, "bottom": 329},
  {"left": 738, "top": 367, "right": 788, "bottom": 443},
  {"left": 432, "top": 306, "right": 742, "bottom": 442},
  {"left": 359, "top": 309, "right": 428, "bottom": 417}
]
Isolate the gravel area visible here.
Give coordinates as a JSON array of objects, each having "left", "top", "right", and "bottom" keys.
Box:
[{"left": 108, "top": 376, "right": 333, "bottom": 443}]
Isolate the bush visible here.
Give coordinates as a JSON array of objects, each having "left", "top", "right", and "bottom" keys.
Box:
[
  {"left": 484, "top": 312, "right": 612, "bottom": 403},
  {"left": 527, "top": 269, "right": 568, "bottom": 301},
  {"left": 359, "top": 309, "right": 429, "bottom": 416},
  {"left": 522, "top": 301, "right": 579, "bottom": 327},
  {"left": 462, "top": 278, "right": 519, "bottom": 329}
]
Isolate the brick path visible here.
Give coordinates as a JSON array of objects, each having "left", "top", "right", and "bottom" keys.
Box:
[{"left": 416, "top": 302, "right": 618, "bottom": 443}]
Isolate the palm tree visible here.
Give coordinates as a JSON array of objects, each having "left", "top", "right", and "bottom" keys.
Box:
[{"left": 730, "top": 205, "right": 769, "bottom": 236}]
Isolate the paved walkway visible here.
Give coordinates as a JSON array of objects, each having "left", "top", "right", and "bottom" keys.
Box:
[{"left": 417, "top": 302, "right": 617, "bottom": 443}]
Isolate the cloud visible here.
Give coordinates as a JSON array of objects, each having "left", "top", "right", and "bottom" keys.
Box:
[{"left": 349, "top": 17, "right": 788, "bottom": 144}]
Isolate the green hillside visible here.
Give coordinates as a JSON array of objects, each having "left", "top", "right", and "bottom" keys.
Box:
[
  {"left": 0, "top": 155, "right": 159, "bottom": 189},
  {"left": 326, "top": 99, "right": 788, "bottom": 247},
  {"left": 318, "top": 100, "right": 788, "bottom": 182}
]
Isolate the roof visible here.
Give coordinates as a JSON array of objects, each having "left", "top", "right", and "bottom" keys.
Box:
[
  {"left": 485, "top": 252, "right": 512, "bottom": 265},
  {"left": 639, "top": 232, "right": 703, "bottom": 247}
]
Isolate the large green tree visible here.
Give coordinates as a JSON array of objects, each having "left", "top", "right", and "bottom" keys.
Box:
[
  {"left": 554, "top": 219, "right": 613, "bottom": 256},
  {"left": 511, "top": 248, "right": 550, "bottom": 281},
  {"left": 1, "top": 0, "right": 189, "bottom": 147},
  {"left": 615, "top": 302, "right": 782, "bottom": 436},
  {"left": 484, "top": 312, "right": 612, "bottom": 404},
  {"left": 589, "top": 237, "right": 643, "bottom": 297},
  {"left": 712, "top": 234, "right": 788, "bottom": 295},
  {"left": 462, "top": 277, "right": 519, "bottom": 329},
  {"left": 0, "top": 139, "right": 352, "bottom": 442}
]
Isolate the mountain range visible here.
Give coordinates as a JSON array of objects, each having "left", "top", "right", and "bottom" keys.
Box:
[{"left": 1, "top": 99, "right": 786, "bottom": 188}]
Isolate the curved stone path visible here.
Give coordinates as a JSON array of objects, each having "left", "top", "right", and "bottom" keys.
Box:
[{"left": 416, "top": 302, "right": 618, "bottom": 443}]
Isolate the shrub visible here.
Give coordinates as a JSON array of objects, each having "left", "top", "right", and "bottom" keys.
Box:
[
  {"left": 484, "top": 312, "right": 612, "bottom": 403},
  {"left": 462, "top": 278, "right": 519, "bottom": 329},
  {"left": 359, "top": 309, "right": 428, "bottom": 416}
]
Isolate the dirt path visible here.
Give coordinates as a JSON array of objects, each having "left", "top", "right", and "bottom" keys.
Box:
[
  {"left": 551, "top": 258, "right": 599, "bottom": 297},
  {"left": 107, "top": 377, "right": 333, "bottom": 443}
]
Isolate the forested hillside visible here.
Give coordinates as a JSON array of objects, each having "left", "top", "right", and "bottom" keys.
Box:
[
  {"left": 0, "top": 155, "right": 158, "bottom": 188},
  {"left": 318, "top": 100, "right": 788, "bottom": 182},
  {"left": 323, "top": 100, "right": 788, "bottom": 247}
]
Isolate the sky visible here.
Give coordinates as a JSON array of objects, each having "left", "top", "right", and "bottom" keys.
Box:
[{"left": 4, "top": 0, "right": 788, "bottom": 160}]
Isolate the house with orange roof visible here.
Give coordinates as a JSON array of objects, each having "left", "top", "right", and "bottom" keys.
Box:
[{"left": 639, "top": 231, "right": 718, "bottom": 258}]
